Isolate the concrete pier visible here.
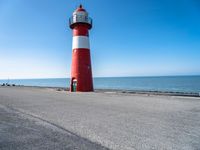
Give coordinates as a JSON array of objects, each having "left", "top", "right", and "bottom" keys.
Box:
[{"left": 0, "top": 87, "right": 200, "bottom": 150}]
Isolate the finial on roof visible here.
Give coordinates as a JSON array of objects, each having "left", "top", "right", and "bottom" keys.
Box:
[{"left": 79, "top": 4, "right": 82, "bottom": 8}]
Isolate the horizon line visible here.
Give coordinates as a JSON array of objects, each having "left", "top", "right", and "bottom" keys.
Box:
[{"left": 0, "top": 74, "right": 200, "bottom": 80}]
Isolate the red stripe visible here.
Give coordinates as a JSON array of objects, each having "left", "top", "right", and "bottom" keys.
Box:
[
  {"left": 73, "top": 24, "right": 89, "bottom": 36},
  {"left": 73, "top": 48, "right": 90, "bottom": 51},
  {"left": 71, "top": 48, "right": 93, "bottom": 91}
]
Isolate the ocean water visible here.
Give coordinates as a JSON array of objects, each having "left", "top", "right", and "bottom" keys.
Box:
[{"left": 0, "top": 76, "right": 200, "bottom": 93}]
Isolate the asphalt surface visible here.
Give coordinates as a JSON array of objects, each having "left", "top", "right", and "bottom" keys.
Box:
[
  {"left": 0, "top": 87, "right": 200, "bottom": 150},
  {"left": 0, "top": 104, "right": 108, "bottom": 150}
]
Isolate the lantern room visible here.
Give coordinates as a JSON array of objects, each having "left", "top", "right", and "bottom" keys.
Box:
[{"left": 69, "top": 5, "right": 92, "bottom": 29}]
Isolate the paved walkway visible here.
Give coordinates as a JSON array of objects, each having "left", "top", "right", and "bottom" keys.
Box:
[{"left": 0, "top": 87, "right": 200, "bottom": 150}]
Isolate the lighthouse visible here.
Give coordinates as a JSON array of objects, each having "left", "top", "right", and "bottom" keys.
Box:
[{"left": 69, "top": 5, "right": 93, "bottom": 92}]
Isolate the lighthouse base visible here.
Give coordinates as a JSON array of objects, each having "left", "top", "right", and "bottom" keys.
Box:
[{"left": 70, "top": 49, "right": 93, "bottom": 92}]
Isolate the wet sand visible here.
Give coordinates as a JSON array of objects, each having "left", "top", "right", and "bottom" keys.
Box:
[{"left": 0, "top": 86, "right": 200, "bottom": 150}]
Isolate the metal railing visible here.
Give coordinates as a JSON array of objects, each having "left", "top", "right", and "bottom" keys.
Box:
[{"left": 69, "top": 16, "right": 92, "bottom": 26}]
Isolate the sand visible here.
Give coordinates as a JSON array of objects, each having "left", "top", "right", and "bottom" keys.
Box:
[{"left": 0, "top": 86, "right": 200, "bottom": 150}]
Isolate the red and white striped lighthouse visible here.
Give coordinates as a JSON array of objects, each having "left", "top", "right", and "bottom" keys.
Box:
[{"left": 69, "top": 5, "right": 93, "bottom": 92}]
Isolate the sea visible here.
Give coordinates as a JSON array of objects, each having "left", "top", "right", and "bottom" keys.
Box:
[{"left": 0, "top": 76, "right": 200, "bottom": 94}]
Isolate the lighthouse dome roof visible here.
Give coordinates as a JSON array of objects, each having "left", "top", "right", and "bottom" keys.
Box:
[{"left": 75, "top": 5, "right": 86, "bottom": 12}]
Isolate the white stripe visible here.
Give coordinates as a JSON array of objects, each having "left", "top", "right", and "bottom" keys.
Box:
[{"left": 72, "top": 36, "right": 90, "bottom": 49}]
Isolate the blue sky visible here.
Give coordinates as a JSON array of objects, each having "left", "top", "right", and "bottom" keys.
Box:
[{"left": 0, "top": 0, "right": 200, "bottom": 79}]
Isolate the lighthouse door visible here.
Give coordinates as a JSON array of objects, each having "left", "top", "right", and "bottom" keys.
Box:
[{"left": 72, "top": 79, "right": 77, "bottom": 92}]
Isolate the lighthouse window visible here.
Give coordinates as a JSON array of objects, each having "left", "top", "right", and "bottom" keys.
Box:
[
  {"left": 73, "top": 16, "right": 77, "bottom": 22},
  {"left": 85, "top": 16, "right": 88, "bottom": 21},
  {"left": 79, "top": 16, "right": 83, "bottom": 19},
  {"left": 78, "top": 15, "right": 84, "bottom": 21}
]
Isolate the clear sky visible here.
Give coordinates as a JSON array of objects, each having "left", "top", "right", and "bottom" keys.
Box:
[{"left": 0, "top": 0, "right": 200, "bottom": 79}]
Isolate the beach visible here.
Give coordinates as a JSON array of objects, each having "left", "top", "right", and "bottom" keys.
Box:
[{"left": 0, "top": 86, "right": 200, "bottom": 150}]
